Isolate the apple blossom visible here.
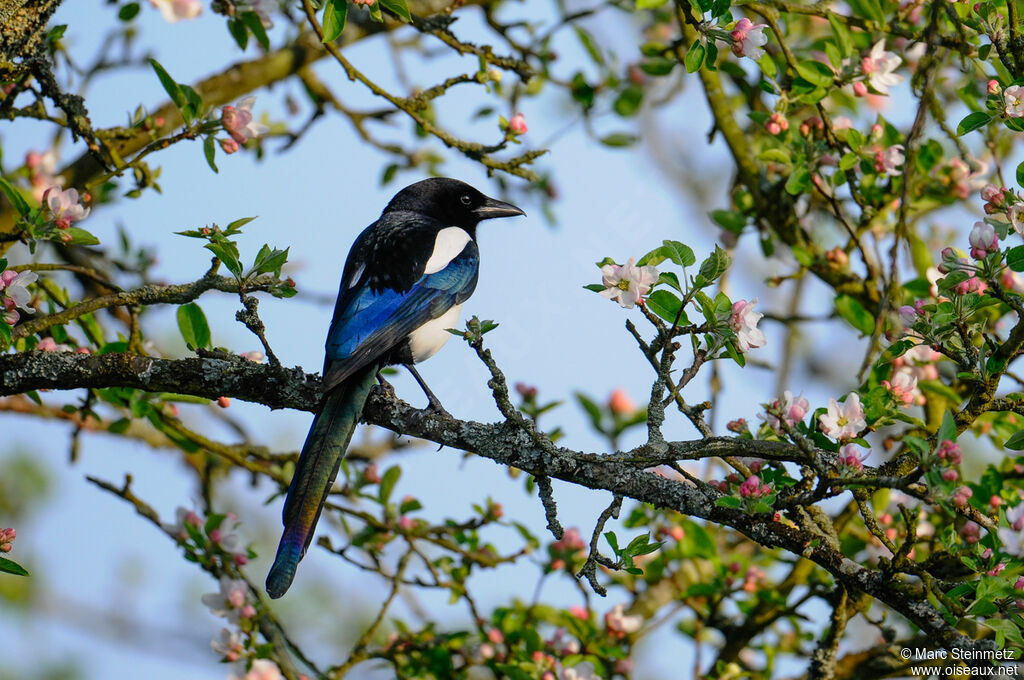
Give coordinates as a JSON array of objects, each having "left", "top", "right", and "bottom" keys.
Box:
[
  {"left": 25, "top": 150, "right": 61, "bottom": 201},
  {"left": 1011, "top": 204, "right": 1024, "bottom": 236},
  {"left": 202, "top": 576, "right": 253, "bottom": 622},
  {"left": 150, "top": 0, "right": 201, "bottom": 22},
  {"left": 211, "top": 628, "right": 244, "bottom": 662},
  {"left": 43, "top": 186, "right": 90, "bottom": 229},
  {"left": 36, "top": 337, "right": 71, "bottom": 352},
  {"left": 874, "top": 144, "right": 905, "bottom": 176},
  {"left": 1000, "top": 505, "right": 1024, "bottom": 555},
  {"left": 852, "top": 81, "right": 868, "bottom": 97},
  {"left": 837, "top": 444, "right": 868, "bottom": 471},
  {"left": 1006, "top": 85, "right": 1024, "bottom": 117},
  {"left": 951, "top": 485, "right": 973, "bottom": 508},
  {"left": 765, "top": 112, "right": 788, "bottom": 136},
  {"left": 561, "top": 663, "right": 600, "bottom": 680},
  {"left": 604, "top": 603, "right": 643, "bottom": 636},
  {"left": 220, "top": 137, "right": 240, "bottom": 155},
  {"left": 969, "top": 222, "right": 999, "bottom": 259},
  {"left": 0, "top": 528, "right": 15, "bottom": 553},
  {"left": 230, "top": 659, "right": 283, "bottom": 680},
  {"left": 2, "top": 270, "right": 37, "bottom": 313},
  {"left": 726, "top": 417, "right": 748, "bottom": 433},
  {"left": 763, "top": 390, "right": 809, "bottom": 431},
  {"left": 599, "top": 257, "right": 659, "bottom": 309},
  {"left": 881, "top": 369, "right": 918, "bottom": 407},
  {"left": 954, "top": 273, "right": 986, "bottom": 295},
  {"left": 982, "top": 183, "right": 1006, "bottom": 206},
  {"left": 509, "top": 113, "right": 528, "bottom": 134},
  {"left": 739, "top": 474, "right": 772, "bottom": 498},
  {"left": 729, "top": 298, "right": 766, "bottom": 352},
  {"left": 221, "top": 96, "right": 269, "bottom": 145},
  {"left": 989, "top": 79, "right": 1002, "bottom": 95},
  {"left": 730, "top": 18, "right": 768, "bottom": 60},
  {"left": 551, "top": 527, "right": 585, "bottom": 553},
  {"left": 819, "top": 392, "right": 866, "bottom": 441},
  {"left": 861, "top": 41, "right": 904, "bottom": 95}
]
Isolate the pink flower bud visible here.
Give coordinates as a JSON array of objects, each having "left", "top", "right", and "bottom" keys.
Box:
[
  {"left": 853, "top": 81, "right": 868, "bottom": 97},
  {"left": 942, "top": 469, "right": 959, "bottom": 482},
  {"left": 509, "top": 113, "right": 528, "bottom": 135},
  {"left": 217, "top": 396, "right": 231, "bottom": 408},
  {"left": 607, "top": 388, "right": 636, "bottom": 415},
  {"left": 988, "top": 79, "right": 1002, "bottom": 95},
  {"left": 220, "top": 137, "right": 239, "bottom": 154}
]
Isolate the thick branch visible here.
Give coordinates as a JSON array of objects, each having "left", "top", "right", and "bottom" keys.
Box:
[{"left": 0, "top": 349, "right": 998, "bottom": 659}]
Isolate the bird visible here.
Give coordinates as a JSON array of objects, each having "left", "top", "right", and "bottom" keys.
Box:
[{"left": 265, "top": 177, "right": 525, "bottom": 598}]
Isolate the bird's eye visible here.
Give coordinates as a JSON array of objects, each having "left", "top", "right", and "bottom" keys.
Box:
[{"left": 460, "top": 195, "right": 472, "bottom": 206}]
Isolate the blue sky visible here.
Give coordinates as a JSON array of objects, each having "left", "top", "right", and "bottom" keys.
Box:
[{"left": 0, "top": 2, "right": 954, "bottom": 679}]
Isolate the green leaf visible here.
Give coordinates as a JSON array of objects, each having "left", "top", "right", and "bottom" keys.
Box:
[
  {"left": 835, "top": 294, "right": 874, "bottom": 335},
  {"left": 67, "top": 227, "right": 100, "bottom": 245},
  {"left": 574, "top": 28, "right": 605, "bottom": 65},
  {"left": 710, "top": 209, "right": 747, "bottom": 234},
  {"left": 646, "top": 290, "right": 686, "bottom": 323},
  {"left": 661, "top": 240, "right": 696, "bottom": 267},
  {"left": 715, "top": 496, "right": 742, "bottom": 508},
  {"left": 108, "top": 418, "right": 131, "bottom": 434},
  {"left": 240, "top": 11, "right": 270, "bottom": 49},
  {"left": 379, "top": 465, "right": 401, "bottom": 503},
  {"left": 227, "top": 17, "right": 248, "bottom": 50},
  {"left": 1008, "top": 246, "right": 1024, "bottom": 272},
  {"left": 1017, "top": 160, "right": 1024, "bottom": 190},
  {"left": 203, "top": 136, "right": 219, "bottom": 173},
  {"left": 599, "top": 133, "right": 638, "bottom": 147},
  {"left": 118, "top": 2, "right": 141, "bottom": 21},
  {"left": 0, "top": 178, "right": 30, "bottom": 217},
  {"left": 250, "top": 244, "right": 289, "bottom": 277},
  {"left": 583, "top": 283, "right": 607, "bottom": 292},
  {"left": 149, "top": 59, "right": 185, "bottom": 109},
  {"left": 636, "top": 0, "right": 667, "bottom": 8},
  {"left": 827, "top": 12, "right": 851, "bottom": 56},
  {"left": 795, "top": 60, "right": 834, "bottom": 88},
  {"left": 785, "top": 166, "right": 811, "bottom": 195},
  {"left": 176, "top": 302, "right": 211, "bottom": 349},
  {"left": 613, "top": 86, "right": 643, "bottom": 117},
  {"left": 322, "top": 0, "right": 348, "bottom": 42},
  {"left": 1005, "top": 429, "right": 1024, "bottom": 450},
  {"left": 685, "top": 41, "right": 706, "bottom": 73},
  {"left": 379, "top": 0, "right": 411, "bottom": 20},
  {"left": 937, "top": 411, "right": 957, "bottom": 444},
  {"left": 639, "top": 58, "right": 675, "bottom": 76},
  {"left": 696, "top": 245, "right": 731, "bottom": 284},
  {"left": 603, "top": 531, "right": 619, "bottom": 554},
  {"left": 205, "top": 240, "right": 243, "bottom": 278},
  {"left": 0, "top": 556, "right": 28, "bottom": 577},
  {"left": 957, "top": 111, "right": 992, "bottom": 136}
]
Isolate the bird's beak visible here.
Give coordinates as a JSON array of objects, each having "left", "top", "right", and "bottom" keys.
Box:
[{"left": 474, "top": 196, "right": 526, "bottom": 220}]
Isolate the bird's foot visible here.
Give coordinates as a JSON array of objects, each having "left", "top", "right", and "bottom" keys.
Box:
[{"left": 375, "top": 371, "right": 396, "bottom": 399}]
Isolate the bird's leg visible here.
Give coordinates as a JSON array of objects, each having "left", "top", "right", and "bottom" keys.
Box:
[
  {"left": 405, "top": 365, "right": 452, "bottom": 418},
  {"left": 375, "top": 370, "right": 395, "bottom": 399}
]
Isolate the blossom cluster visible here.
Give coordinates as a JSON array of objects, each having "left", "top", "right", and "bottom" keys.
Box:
[
  {"left": 0, "top": 527, "right": 15, "bottom": 553},
  {"left": 0, "top": 267, "right": 37, "bottom": 326},
  {"left": 164, "top": 507, "right": 253, "bottom": 569}
]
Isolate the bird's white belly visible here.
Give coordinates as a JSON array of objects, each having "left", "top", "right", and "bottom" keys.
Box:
[{"left": 408, "top": 304, "right": 462, "bottom": 362}]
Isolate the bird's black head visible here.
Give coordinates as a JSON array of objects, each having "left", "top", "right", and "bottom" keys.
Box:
[{"left": 383, "top": 178, "right": 525, "bottom": 231}]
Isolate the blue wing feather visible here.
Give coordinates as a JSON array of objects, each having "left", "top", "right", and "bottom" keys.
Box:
[{"left": 322, "top": 243, "right": 478, "bottom": 390}]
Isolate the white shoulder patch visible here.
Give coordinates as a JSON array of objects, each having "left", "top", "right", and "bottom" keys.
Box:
[
  {"left": 423, "top": 227, "right": 472, "bottom": 275},
  {"left": 347, "top": 263, "right": 366, "bottom": 289}
]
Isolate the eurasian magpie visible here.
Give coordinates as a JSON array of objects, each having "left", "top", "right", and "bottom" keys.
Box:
[{"left": 266, "top": 178, "right": 525, "bottom": 598}]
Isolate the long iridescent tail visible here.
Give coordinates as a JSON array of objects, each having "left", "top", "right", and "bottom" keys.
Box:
[{"left": 266, "top": 363, "right": 378, "bottom": 598}]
